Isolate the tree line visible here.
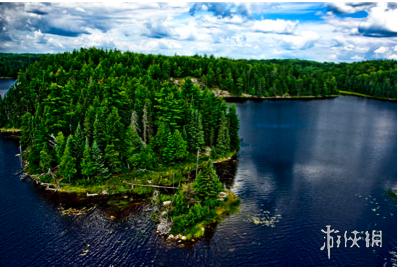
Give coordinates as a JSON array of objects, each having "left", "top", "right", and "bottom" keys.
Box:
[
  {"left": 0, "top": 53, "right": 43, "bottom": 78},
  {"left": 1, "top": 50, "right": 396, "bottom": 100},
  {"left": 324, "top": 60, "right": 397, "bottom": 99},
  {"left": 0, "top": 48, "right": 396, "bottom": 183}
]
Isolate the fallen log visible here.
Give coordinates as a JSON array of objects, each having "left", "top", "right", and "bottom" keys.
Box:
[{"left": 132, "top": 184, "right": 177, "bottom": 189}]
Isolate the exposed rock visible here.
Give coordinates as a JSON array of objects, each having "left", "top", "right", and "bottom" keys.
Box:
[
  {"left": 157, "top": 217, "right": 171, "bottom": 235},
  {"left": 218, "top": 192, "right": 228, "bottom": 198},
  {"left": 102, "top": 190, "right": 108, "bottom": 195},
  {"left": 163, "top": 201, "right": 171, "bottom": 207},
  {"left": 204, "top": 146, "right": 211, "bottom": 156},
  {"left": 211, "top": 89, "right": 231, "bottom": 97},
  {"left": 218, "top": 191, "right": 228, "bottom": 201}
]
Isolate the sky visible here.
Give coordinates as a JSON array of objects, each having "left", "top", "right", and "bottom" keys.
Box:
[{"left": 0, "top": 1, "right": 397, "bottom": 62}]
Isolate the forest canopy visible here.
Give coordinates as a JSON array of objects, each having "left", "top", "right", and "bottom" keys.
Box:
[
  {"left": 0, "top": 53, "right": 43, "bottom": 78},
  {"left": 0, "top": 48, "right": 396, "bottom": 183},
  {"left": 0, "top": 48, "right": 241, "bottom": 183}
]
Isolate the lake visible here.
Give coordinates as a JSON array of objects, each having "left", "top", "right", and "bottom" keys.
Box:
[
  {"left": 0, "top": 79, "right": 16, "bottom": 98},
  {"left": 0, "top": 92, "right": 396, "bottom": 266}
]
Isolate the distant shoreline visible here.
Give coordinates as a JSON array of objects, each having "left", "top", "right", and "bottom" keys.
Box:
[
  {"left": 339, "top": 90, "right": 397, "bottom": 102},
  {"left": 222, "top": 92, "right": 397, "bottom": 102},
  {"left": 222, "top": 95, "right": 339, "bottom": 102}
]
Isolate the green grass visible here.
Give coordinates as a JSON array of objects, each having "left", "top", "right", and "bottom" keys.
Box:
[
  {"left": 215, "top": 191, "right": 241, "bottom": 216},
  {"left": 56, "top": 150, "right": 237, "bottom": 196},
  {"left": 339, "top": 90, "right": 397, "bottom": 101},
  {"left": 222, "top": 94, "right": 339, "bottom": 99},
  {"left": 170, "top": 190, "right": 241, "bottom": 239},
  {"left": 0, "top": 127, "right": 21, "bottom": 132}
]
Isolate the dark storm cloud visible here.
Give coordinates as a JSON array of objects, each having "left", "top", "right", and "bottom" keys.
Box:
[
  {"left": 327, "top": 2, "right": 376, "bottom": 15},
  {"left": 0, "top": 2, "right": 116, "bottom": 38},
  {"left": 26, "top": 9, "right": 49, "bottom": 15},
  {"left": 387, "top": 2, "right": 397, "bottom": 9},
  {"left": 358, "top": 26, "right": 397, "bottom": 38}
]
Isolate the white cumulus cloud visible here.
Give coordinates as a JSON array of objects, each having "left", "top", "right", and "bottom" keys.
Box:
[
  {"left": 374, "top": 46, "right": 388, "bottom": 54},
  {"left": 252, "top": 19, "right": 298, "bottom": 34},
  {"left": 276, "top": 31, "right": 320, "bottom": 50}
]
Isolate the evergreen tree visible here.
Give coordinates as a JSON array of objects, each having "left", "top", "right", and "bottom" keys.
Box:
[
  {"left": 154, "top": 121, "right": 170, "bottom": 155},
  {"left": 211, "top": 146, "right": 218, "bottom": 159},
  {"left": 81, "top": 137, "right": 95, "bottom": 179},
  {"left": 91, "top": 140, "right": 111, "bottom": 181},
  {"left": 39, "top": 143, "right": 51, "bottom": 172},
  {"left": 93, "top": 112, "right": 106, "bottom": 152},
  {"left": 124, "top": 126, "right": 142, "bottom": 168},
  {"left": 227, "top": 104, "right": 240, "bottom": 151},
  {"left": 174, "top": 129, "right": 188, "bottom": 161},
  {"left": 141, "top": 144, "right": 157, "bottom": 170},
  {"left": 59, "top": 137, "right": 77, "bottom": 183},
  {"left": 104, "top": 143, "right": 121, "bottom": 173},
  {"left": 162, "top": 132, "right": 177, "bottom": 164},
  {"left": 186, "top": 107, "right": 205, "bottom": 151},
  {"left": 74, "top": 123, "right": 85, "bottom": 168},
  {"left": 83, "top": 105, "right": 96, "bottom": 140},
  {"left": 20, "top": 112, "right": 33, "bottom": 148},
  {"left": 55, "top": 131, "right": 66, "bottom": 164},
  {"left": 216, "top": 112, "right": 230, "bottom": 156},
  {"left": 193, "top": 160, "right": 222, "bottom": 201}
]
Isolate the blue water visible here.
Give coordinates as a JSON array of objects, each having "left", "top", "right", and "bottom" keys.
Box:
[
  {"left": 0, "top": 79, "right": 16, "bottom": 98},
  {"left": 0, "top": 95, "right": 396, "bottom": 266}
]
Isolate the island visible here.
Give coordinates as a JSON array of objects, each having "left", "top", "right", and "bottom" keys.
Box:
[{"left": 0, "top": 48, "right": 396, "bottom": 240}]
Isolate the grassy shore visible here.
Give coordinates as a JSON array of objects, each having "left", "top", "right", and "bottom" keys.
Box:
[
  {"left": 222, "top": 94, "right": 339, "bottom": 101},
  {"left": 166, "top": 190, "right": 241, "bottom": 240},
  {"left": 339, "top": 90, "right": 397, "bottom": 101},
  {"left": 0, "top": 127, "right": 21, "bottom": 132},
  {"left": 35, "top": 150, "right": 238, "bottom": 197}
]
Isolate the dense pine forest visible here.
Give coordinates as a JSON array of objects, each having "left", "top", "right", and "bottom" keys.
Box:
[
  {"left": 1, "top": 48, "right": 241, "bottom": 183},
  {"left": 0, "top": 53, "right": 43, "bottom": 78},
  {"left": 0, "top": 48, "right": 396, "bottom": 181},
  {"left": 324, "top": 60, "right": 397, "bottom": 99}
]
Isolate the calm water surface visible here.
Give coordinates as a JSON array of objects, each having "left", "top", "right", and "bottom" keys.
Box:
[
  {"left": 0, "top": 93, "right": 396, "bottom": 266},
  {"left": 0, "top": 79, "right": 16, "bottom": 98}
]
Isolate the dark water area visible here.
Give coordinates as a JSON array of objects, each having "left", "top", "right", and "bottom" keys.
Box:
[
  {"left": 0, "top": 95, "right": 396, "bottom": 266},
  {"left": 0, "top": 79, "right": 16, "bottom": 98}
]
